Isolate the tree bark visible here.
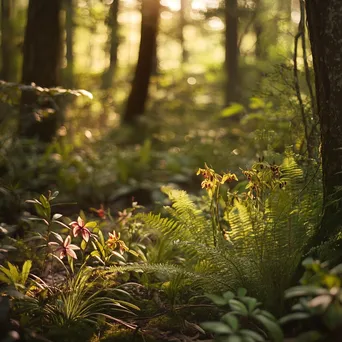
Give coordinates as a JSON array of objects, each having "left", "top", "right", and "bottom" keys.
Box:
[
  {"left": 65, "top": 0, "right": 74, "bottom": 87},
  {"left": 123, "top": 0, "right": 160, "bottom": 124},
  {"left": 19, "top": 0, "right": 62, "bottom": 142},
  {"left": 224, "top": 0, "right": 239, "bottom": 106},
  {"left": 305, "top": 0, "right": 342, "bottom": 249},
  {"left": 1, "top": 0, "right": 16, "bottom": 81},
  {"left": 102, "top": 0, "right": 119, "bottom": 89}
]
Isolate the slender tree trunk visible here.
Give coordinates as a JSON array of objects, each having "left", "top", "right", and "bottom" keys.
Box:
[
  {"left": 179, "top": 0, "right": 188, "bottom": 64},
  {"left": 305, "top": 0, "right": 342, "bottom": 251},
  {"left": 65, "top": 0, "right": 74, "bottom": 87},
  {"left": 19, "top": 0, "right": 62, "bottom": 142},
  {"left": 1, "top": 0, "right": 16, "bottom": 81},
  {"left": 224, "top": 0, "right": 239, "bottom": 106},
  {"left": 254, "top": 0, "right": 265, "bottom": 60},
  {"left": 123, "top": 0, "right": 160, "bottom": 124},
  {"left": 102, "top": 0, "right": 119, "bottom": 89}
]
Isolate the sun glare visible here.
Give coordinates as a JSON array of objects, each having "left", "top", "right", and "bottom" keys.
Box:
[
  {"left": 158, "top": 0, "right": 220, "bottom": 12},
  {"left": 161, "top": 0, "right": 181, "bottom": 12}
]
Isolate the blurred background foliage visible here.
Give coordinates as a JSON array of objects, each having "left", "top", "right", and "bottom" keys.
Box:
[{"left": 0, "top": 0, "right": 316, "bottom": 219}]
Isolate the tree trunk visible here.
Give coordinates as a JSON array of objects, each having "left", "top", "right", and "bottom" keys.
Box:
[
  {"left": 305, "top": 0, "right": 342, "bottom": 250},
  {"left": 254, "top": 0, "right": 265, "bottom": 60},
  {"left": 224, "top": 0, "right": 239, "bottom": 106},
  {"left": 123, "top": 0, "right": 160, "bottom": 124},
  {"left": 1, "top": 0, "right": 16, "bottom": 81},
  {"left": 179, "top": 0, "right": 188, "bottom": 64},
  {"left": 19, "top": 0, "right": 62, "bottom": 142},
  {"left": 102, "top": 0, "right": 119, "bottom": 89},
  {"left": 65, "top": 0, "right": 74, "bottom": 87}
]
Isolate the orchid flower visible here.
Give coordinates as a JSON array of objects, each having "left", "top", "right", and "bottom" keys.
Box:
[
  {"left": 70, "top": 216, "right": 91, "bottom": 242},
  {"left": 49, "top": 235, "right": 80, "bottom": 259}
]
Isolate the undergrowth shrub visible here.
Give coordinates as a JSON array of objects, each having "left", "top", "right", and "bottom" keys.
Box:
[{"left": 113, "top": 153, "right": 322, "bottom": 315}]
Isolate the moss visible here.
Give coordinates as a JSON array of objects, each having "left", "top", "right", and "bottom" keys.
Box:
[{"left": 100, "top": 324, "right": 156, "bottom": 342}]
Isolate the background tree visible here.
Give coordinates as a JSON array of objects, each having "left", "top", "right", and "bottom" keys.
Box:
[
  {"left": 64, "top": 0, "right": 75, "bottom": 88},
  {"left": 179, "top": 0, "right": 188, "bottom": 64},
  {"left": 1, "top": 0, "right": 17, "bottom": 81},
  {"left": 19, "top": 0, "right": 62, "bottom": 142},
  {"left": 224, "top": 0, "right": 239, "bottom": 106},
  {"left": 123, "top": 0, "right": 160, "bottom": 124},
  {"left": 102, "top": 0, "right": 120, "bottom": 89},
  {"left": 305, "top": 0, "right": 342, "bottom": 255}
]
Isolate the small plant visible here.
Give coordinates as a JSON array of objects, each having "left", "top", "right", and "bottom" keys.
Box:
[
  {"left": 0, "top": 260, "right": 32, "bottom": 292},
  {"left": 280, "top": 258, "right": 342, "bottom": 341},
  {"left": 201, "top": 288, "right": 284, "bottom": 342}
]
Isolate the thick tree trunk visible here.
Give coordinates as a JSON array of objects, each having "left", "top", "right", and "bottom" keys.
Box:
[
  {"left": 102, "top": 0, "right": 119, "bottom": 89},
  {"left": 19, "top": 0, "right": 62, "bottom": 142},
  {"left": 224, "top": 0, "right": 239, "bottom": 106},
  {"left": 1, "top": 0, "right": 16, "bottom": 81},
  {"left": 65, "top": 0, "right": 74, "bottom": 87},
  {"left": 123, "top": 0, "right": 160, "bottom": 124},
  {"left": 305, "top": 0, "right": 342, "bottom": 249}
]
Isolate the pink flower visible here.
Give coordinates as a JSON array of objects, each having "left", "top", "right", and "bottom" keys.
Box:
[
  {"left": 49, "top": 235, "right": 80, "bottom": 259},
  {"left": 70, "top": 216, "right": 91, "bottom": 242}
]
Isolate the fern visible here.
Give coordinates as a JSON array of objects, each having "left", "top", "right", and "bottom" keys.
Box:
[{"left": 113, "top": 155, "right": 322, "bottom": 314}]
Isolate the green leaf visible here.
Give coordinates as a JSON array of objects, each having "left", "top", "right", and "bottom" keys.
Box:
[
  {"left": 85, "top": 221, "right": 97, "bottom": 229},
  {"left": 254, "top": 315, "right": 283, "bottom": 342},
  {"left": 223, "top": 291, "right": 235, "bottom": 301},
  {"left": 20, "top": 260, "right": 32, "bottom": 285},
  {"left": 7, "top": 262, "right": 20, "bottom": 282},
  {"left": 221, "top": 313, "right": 239, "bottom": 331},
  {"left": 201, "top": 321, "right": 232, "bottom": 334},
  {"left": 279, "top": 312, "right": 311, "bottom": 325},
  {"left": 227, "top": 336, "right": 243, "bottom": 342},
  {"left": 0, "top": 274, "right": 11, "bottom": 284},
  {"left": 221, "top": 103, "right": 245, "bottom": 118},
  {"left": 241, "top": 297, "right": 258, "bottom": 312},
  {"left": 249, "top": 97, "right": 265, "bottom": 110},
  {"left": 229, "top": 299, "right": 248, "bottom": 315},
  {"left": 206, "top": 293, "right": 228, "bottom": 306},
  {"left": 237, "top": 288, "right": 247, "bottom": 297},
  {"left": 240, "top": 329, "right": 265, "bottom": 342},
  {"left": 80, "top": 239, "right": 87, "bottom": 251},
  {"left": 258, "top": 310, "right": 276, "bottom": 321},
  {"left": 284, "top": 286, "right": 327, "bottom": 298}
]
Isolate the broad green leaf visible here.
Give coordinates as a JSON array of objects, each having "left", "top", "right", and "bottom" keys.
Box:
[
  {"left": 229, "top": 299, "right": 248, "bottom": 315},
  {"left": 279, "top": 312, "right": 311, "bottom": 325},
  {"left": 227, "top": 336, "right": 243, "bottom": 342},
  {"left": 240, "top": 329, "right": 265, "bottom": 341},
  {"left": 206, "top": 293, "right": 228, "bottom": 306},
  {"left": 284, "top": 286, "right": 327, "bottom": 298},
  {"left": 201, "top": 321, "right": 232, "bottom": 334},
  {"left": 223, "top": 291, "right": 235, "bottom": 301},
  {"left": 237, "top": 288, "right": 247, "bottom": 297},
  {"left": 254, "top": 315, "right": 283, "bottom": 342},
  {"left": 221, "top": 313, "right": 239, "bottom": 331},
  {"left": 241, "top": 297, "right": 258, "bottom": 312}
]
